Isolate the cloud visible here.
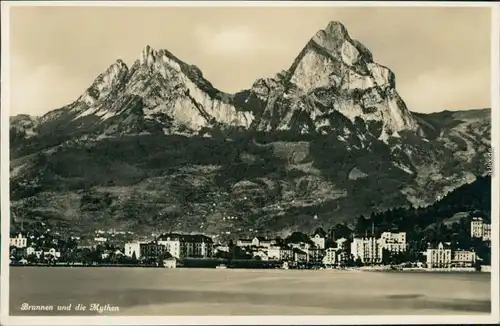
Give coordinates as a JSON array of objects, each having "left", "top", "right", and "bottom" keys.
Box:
[
  {"left": 193, "top": 25, "right": 289, "bottom": 57},
  {"left": 398, "top": 67, "right": 490, "bottom": 112},
  {"left": 10, "top": 59, "right": 84, "bottom": 116}
]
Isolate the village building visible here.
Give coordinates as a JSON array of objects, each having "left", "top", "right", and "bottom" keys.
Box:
[
  {"left": 124, "top": 242, "right": 146, "bottom": 259},
  {"left": 253, "top": 250, "right": 269, "bottom": 261},
  {"left": 350, "top": 237, "right": 382, "bottom": 264},
  {"left": 322, "top": 248, "right": 337, "bottom": 267},
  {"left": 236, "top": 236, "right": 276, "bottom": 249},
  {"left": 470, "top": 217, "right": 484, "bottom": 238},
  {"left": 335, "top": 238, "right": 349, "bottom": 251},
  {"left": 10, "top": 233, "right": 28, "bottom": 249},
  {"left": 426, "top": 242, "right": 452, "bottom": 268},
  {"left": 93, "top": 237, "right": 108, "bottom": 243},
  {"left": 308, "top": 248, "right": 325, "bottom": 264},
  {"left": 139, "top": 242, "right": 167, "bottom": 261},
  {"left": 163, "top": 257, "right": 177, "bottom": 268},
  {"left": 470, "top": 217, "right": 491, "bottom": 241},
  {"left": 310, "top": 228, "right": 327, "bottom": 250},
  {"left": 482, "top": 223, "right": 491, "bottom": 242},
  {"left": 157, "top": 233, "right": 213, "bottom": 258},
  {"left": 379, "top": 232, "right": 407, "bottom": 254},
  {"left": 26, "top": 246, "right": 37, "bottom": 257},
  {"left": 293, "top": 248, "right": 309, "bottom": 263},
  {"left": 266, "top": 246, "right": 293, "bottom": 261},
  {"left": 43, "top": 248, "right": 61, "bottom": 260},
  {"left": 213, "top": 244, "right": 230, "bottom": 254},
  {"left": 452, "top": 250, "right": 476, "bottom": 267}
]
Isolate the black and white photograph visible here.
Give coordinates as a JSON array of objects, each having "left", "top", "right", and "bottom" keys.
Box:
[{"left": 1, "top": 1, "right": 499, "bottom": 325}]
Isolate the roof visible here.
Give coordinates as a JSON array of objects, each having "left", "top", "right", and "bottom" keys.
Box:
[
  {"left": 238, "top": 237, "right": 272, "bottom": 243},
  {"left": 157, "top": 233, "right": 213, "bottom": 243},
  {"left": 292, "top": 248, "right": 308, "bottom": 255},
  {"left": 9, "top": 232, "right": 26, "bottom": 238},
  {"left": 427, "top": 242, "right": 452, "bottom": 250},
  {"left": 312, "top": 228, "right": 327, "bottom": 237}
]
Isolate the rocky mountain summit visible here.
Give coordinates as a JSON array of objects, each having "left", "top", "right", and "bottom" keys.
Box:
[
  {"left": 237, "top": 22, "right": 419, "bottom": 139},
  {"left": 10, "top": 22, "right": 491, "bottom": 235},
  {"left": 13, "top": 21, "right": 417, "bottom": 143}
]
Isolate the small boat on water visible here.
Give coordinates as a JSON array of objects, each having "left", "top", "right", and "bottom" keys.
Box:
[{"left": 216, "top": 264, "right": 227, "bottom": 269}]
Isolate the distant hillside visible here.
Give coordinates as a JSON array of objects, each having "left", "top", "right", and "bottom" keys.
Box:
[{"left": 353, "top": 175, "right": 491, "bottom": 261}]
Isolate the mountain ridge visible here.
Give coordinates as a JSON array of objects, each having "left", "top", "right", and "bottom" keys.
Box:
[{"left": 9, "top": 21, "right": 491, "bottom": 235}]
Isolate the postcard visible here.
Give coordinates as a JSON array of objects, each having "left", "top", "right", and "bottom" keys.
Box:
[{"left": 1, "top": 1, "right": 499, "bottom": 325}]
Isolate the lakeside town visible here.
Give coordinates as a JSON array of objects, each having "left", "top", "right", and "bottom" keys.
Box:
[{"left": 9, "top": 215, "right": 492, "bottom": 272}]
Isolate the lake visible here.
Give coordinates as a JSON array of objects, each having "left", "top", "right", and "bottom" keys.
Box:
[{"left": 9, "top": 267, "right": 491, "bottom": 315}]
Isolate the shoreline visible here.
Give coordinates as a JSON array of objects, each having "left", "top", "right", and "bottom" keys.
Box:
[{"left": 9, "top": 264, "right": 491, "bottom": 273}]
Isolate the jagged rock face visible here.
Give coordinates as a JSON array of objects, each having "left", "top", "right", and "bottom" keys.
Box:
[
  {"left": 240, "top": 21, "right": 419, "bottom": 140},
  {"left": 17, "top": 21, "right": 418, "bottom": 140},
  {"left": 55, "top": 45, "right": 254, "bottom": 135}
]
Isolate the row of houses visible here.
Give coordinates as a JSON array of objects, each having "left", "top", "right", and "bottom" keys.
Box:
[
  {"left": 10, "top": 246, "right": 62, "bottom": 263},
  {"left": 233, "top": 230, "right": 349, "bottom": 266},
  {"left": 350, "top": 232, "right": 407, "bottom": 264},
  {"left": 236, "top": 231, "right": 327, "bottom": 250},
  {"left": 9, "top": 233, "right": 63, "bottom": 262},
  {"left": 425, "top": 242, "right": 477, "bottom": 268},
  {"left": 350, "top": 231, "right": 479, "bottom": 268},
  {"left": 11, "top": 215, "right": 490, "bottom": 268}
]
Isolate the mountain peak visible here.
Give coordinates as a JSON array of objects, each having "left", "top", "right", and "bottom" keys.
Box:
[
  {"left": 310, "top": 21, "right": 373, "bottom": 66},
  {"left": 140, "top": 45, "right": 158, "bottom": 65},
  {"left": 324, "top": 21, "right": 349, "bottom": 39},
  {"left": 115, "top": 59, "right": 128, "bottom": 69},
  {"left": 77, "top": 58, "right": 129, "bottom": 105},
  {"left": 312, "top": 21, "right": 349, "bottom": 48}
]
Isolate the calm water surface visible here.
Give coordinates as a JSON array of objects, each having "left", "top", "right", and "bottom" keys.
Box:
[{"left": 9, "top": 267, "right": 491, "bottom": 315}]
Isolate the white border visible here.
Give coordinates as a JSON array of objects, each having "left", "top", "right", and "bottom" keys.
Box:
[
  {"left": 490, "top": 3, "right": 500, "bottom": 324},
  {"left": 1, "top": 0, "right": 12, "bottom": 323},
  {"left": 1, "top": 1, "right": 499, "bottom": 325}
]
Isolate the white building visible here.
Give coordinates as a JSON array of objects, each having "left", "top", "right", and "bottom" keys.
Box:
[
  {"left": 43, "top": 248, "right": 61, "bottom": 259},
  {"left": 10, "top": 233, "right": 27, "bottom": 248},
  {"left": 157, "top": 237, "right": 181, "bottom": 258},
  {"left": 470, "top": 217, "right": 491, "bottom": 241},
  {"left": 322, "top": 248, "right": 337, "bottom": 266},
  {"left": 310, "top": 229, "right": 327, "bottom": 250},
  {"left": 253, "top": 250, "right": 269, "bottom": 261},
  {"left": 266, "top": 246, "right": 293, "bottom": 261},
  {"left": 335, "top": 238, "right": 348, "bottom": 250},
  {"left": 379, "top": 232, "right": 407, "bottom": 254},
  {"left": 236, "top": 237, "right": 275, "bottom": 248},
  {"left": 351, "top": 237, "right": 382, "bottom": 264},
  {"left": 426, "top": 242, "right": 452, "bottom": 268},
  {"left": 124, "top": 242, "right": 145, "bottom": 259},
  {"left": 482, "top": 223, "right": 491, "bottom": 241},
  {"left": 470, "top": 217, "right": 483, "bottom": 238},
  {"left": 311, "top": 234, "right": 326, "bottom": 249},
  {"left": 452, "top": 250, "right": 476, "bottom": 267},
  {"left": 163, "top": 257, "right": 177, "bottom": 268},
  {"left": 157, "top": 233, "right": 213, "bottom": 258},
  {"left": 213, "top": 245, "right": 230, "bottom": 254},
  {"left": 26, "top": 246, "right": 36, "bottom": 256}
]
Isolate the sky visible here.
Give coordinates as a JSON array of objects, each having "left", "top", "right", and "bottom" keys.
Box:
[{"left": 9, "top": 5, "right": 492, "bottom": 116}]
